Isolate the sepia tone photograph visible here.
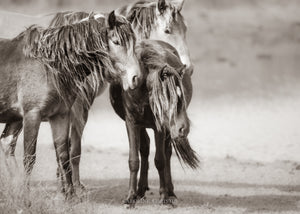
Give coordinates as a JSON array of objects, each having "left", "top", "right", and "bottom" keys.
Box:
[{"left": 0, "top": 0, "right": 299, "bottom": 213}]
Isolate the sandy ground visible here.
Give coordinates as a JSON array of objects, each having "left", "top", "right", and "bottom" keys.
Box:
[
  {"left": 3, "top": 142, "right": 298, "bottom": 214},
  {"left": 0, "top": 0, "right": 300, "bottom": 213}
]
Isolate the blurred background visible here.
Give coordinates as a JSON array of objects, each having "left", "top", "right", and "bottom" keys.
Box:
[{"left": 1, "top": 0, "right": 300, "bottom": 162}]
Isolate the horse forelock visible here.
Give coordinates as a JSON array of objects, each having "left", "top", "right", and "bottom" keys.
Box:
[
  {"left": 113, "top": 15, "right": 136, "bottom": 52},
  {"left": 125, "top": 1, "right": 157, "bottom": 39},
  {"left": 149, "top": 68, "right": 186, "bottom": 130},
  {"left": 125, "top": 1, "right": 185, "bottom": 39}
]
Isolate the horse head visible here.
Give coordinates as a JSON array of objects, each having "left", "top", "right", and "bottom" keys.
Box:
[{"left": 106, "top": 11, "right": 142, "bottom": 90}]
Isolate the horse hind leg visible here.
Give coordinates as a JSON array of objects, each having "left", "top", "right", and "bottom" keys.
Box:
[
  {"left": 1, "top": 122, "right": 23, "bottom": 155},
  {"left": 0, "top": 122, "right": 23, "bottom": 171},
  {"left": 49, "top": 113, "right": 74, "bottom": 200},
  {"left": 136, "top": 128, "right": 150, "bottom": 199},
  {"left": 23, "top": 110, "right": 41, "bottom": 183}
]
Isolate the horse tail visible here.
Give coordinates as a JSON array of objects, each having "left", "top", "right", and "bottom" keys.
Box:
[{"left": 171, "top": 137, "right": 200, "bottom": 169}]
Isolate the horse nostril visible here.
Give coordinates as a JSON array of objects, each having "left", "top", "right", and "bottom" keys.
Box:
[
  {"left": 186, "top": 64, "right": 194, "bottom": 75},
  {"left": 179, "top": 127, "right": 185, "bottom": 135},
  {"left": 132, "top": 75, "right": 139, "bottom": 87},
  {"left": 165, "top": 29, "right": 170, "bottom": 34}
]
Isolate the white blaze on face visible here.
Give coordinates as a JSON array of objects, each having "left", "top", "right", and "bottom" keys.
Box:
[{"left": 176, "top": 86, "right": 182, "bottom": 97}]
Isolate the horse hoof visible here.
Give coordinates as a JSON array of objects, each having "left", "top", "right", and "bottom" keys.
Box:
[
  {"left": 74, "top": 183, "right": 87, "bottom": 199},
  {"left": 168, "top": 191, "right": 177, "bottom": 199},
  {"left": 123, "top": 197, "right": 137, "bottom": 209},
  {"left": 159, "top": 195, "right": 177, "bottom": 208},
  {"left": 64, "top": 186, "right": 76, "bottom": 201},
  {"left": 123, "top": 203, "right": 135, "bottom": 209},
  {"left": 136, "top": 186, "right": 149, "bottom": 199},
  {"left": 23, "top": 198, "right": 31, "bottom": 208}
]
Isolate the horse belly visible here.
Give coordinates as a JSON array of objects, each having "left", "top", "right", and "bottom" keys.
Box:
[{"left": 0, "top": 109, "right": 22, "bottom": 123}]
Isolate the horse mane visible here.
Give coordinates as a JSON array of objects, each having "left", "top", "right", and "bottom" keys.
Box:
[
  {"left": 136, "top": 41, "right": 186, "bottom": 130},
  {"left": 125, "top": 1, "right": 157, "bottom": 39},
  {"left": 49, "top": 11, "right": 91, "bottom": 27},
  {"left": 21, "top": 19, "right": 114, "bottom": 107}
]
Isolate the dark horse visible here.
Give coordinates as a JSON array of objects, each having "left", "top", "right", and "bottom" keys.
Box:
[
  {"left": 110, "top": 40, "right": 199, "bottom": 207},
  {"left": 0, "top": 11, "right": 141, "bottom": 198},
  {"left": 1, "top": 0, "right": 192, "bottom": 196}
]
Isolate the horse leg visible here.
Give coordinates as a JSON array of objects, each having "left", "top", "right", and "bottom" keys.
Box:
[
  {"left": 154, "top": 131, "right": 169, "bottom": 204},
  {"left": 53, "top": 142, "right": 66, "bottom": 194},
  {"left": 0, "top": 122, "right": 23, "bottom": 170},
  {"left": 124, "top": 119, "right": 140, "bottom": 208},
  {"left": 49, "top": 113, "right": 74, "bottom": 199},
  {"left": 164, "top": 134, "right": 176, "bottom": 199},
  {"left": 136, "top": 128, "right": 150, "bottom": 199},
  {"left": 69, "top": 105, "right": 89, "bottom": 195},
  {"left": 23, "top": 110, "right": 41, "bottom": 184}
]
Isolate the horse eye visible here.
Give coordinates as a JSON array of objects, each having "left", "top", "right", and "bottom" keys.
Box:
[
  {"left": 164, "top": 29, "right": 171, "bottom": 34},
  {"left": 112, "top": 39, "right": 120, "bottom": 45}
]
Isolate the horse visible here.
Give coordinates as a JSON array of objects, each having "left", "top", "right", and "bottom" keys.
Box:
[
  {"left": 110, "top": 39, "right": 198, "bottom": 207},
  {"left": 117, "top": 0, "right": 192, "bottom": 71},
  {"left": 0, "top": 0, "right": 192, "bottom": 196},
  {"left": 0, "top": 11, "right": 141, "bottom": 198}
]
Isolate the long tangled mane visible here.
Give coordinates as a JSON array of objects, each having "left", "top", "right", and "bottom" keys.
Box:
[
  {"left": 21, "top": 18, "right": 115, "bottom": 107},
  {"left": 136, "top": 41, "right": 186, "bottom": 130},
  {"left": 124, "top": 1, "right": 157, "bottom": 39},
  {"left": 121, "top": 0, "right": 183, "bottom": 39},
  {"left": 49, "top": 11, "right": 91, "bottom": 27}
]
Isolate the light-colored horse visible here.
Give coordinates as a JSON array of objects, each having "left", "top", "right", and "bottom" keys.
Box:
[
  {"left": 0, "top": 0, "right": 192, "bottom": 197},
  {"left": 0, "top": 11, "right": 142, "bottom": 198}
]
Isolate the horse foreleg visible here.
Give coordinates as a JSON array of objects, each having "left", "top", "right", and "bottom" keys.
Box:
[
  {"left": 154, "top": 130, "right": 169, "bottom": 204},
  {"left": 164, "top": 134, "right": 177, "bottom": 199},
  {"left": 22, "top": 110, "right": 41, "bottom": 206},
  {"left": 124, "top": 119, "right": 140, "bottom": 208},
  {"left": 69, "top": 105, "right": 89, "bottom": 195},
  {"left": 23, "top": 111, "right": 41, "bottom": 180},
  {"left": 49, "top": 113, "right": 74, "bottom": 199},
  {"left": 53, "top": 142, "right": 66, "bottom": 194},
  {"left": 136, "top": 128, "right": 150, "bottom": 199}
]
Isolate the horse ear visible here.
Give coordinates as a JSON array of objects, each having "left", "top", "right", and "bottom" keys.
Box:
[
  {"left": 127, "top": 10, "right": 136, "bottom": 23},
  {"left": 177, "top": 64, "right": 186, "bottom": 78},
  {"left": 108, "top": 10, "right": 116, "bottom": 29},
  {"left": 157, "top": 0, "right": 167, "bottom": 14},
  {"left": 171, "top": 0, "right": 185, "bottom": 12}
]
